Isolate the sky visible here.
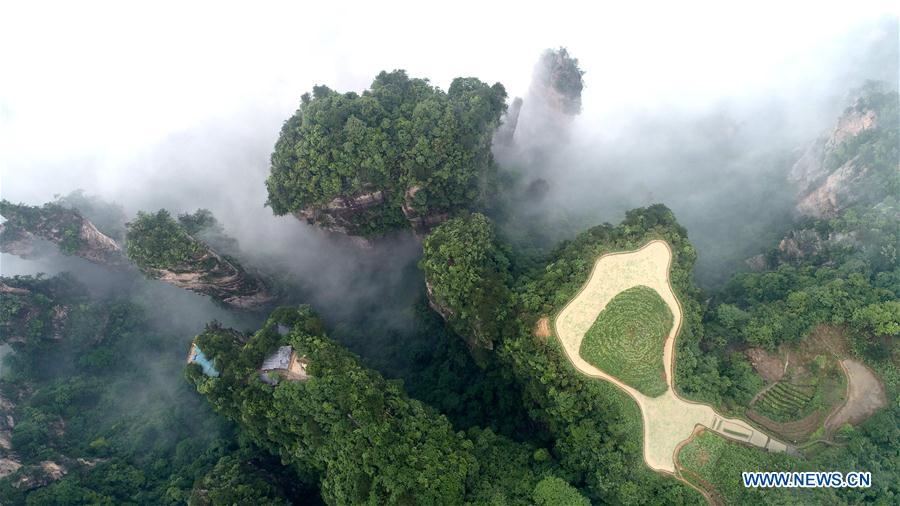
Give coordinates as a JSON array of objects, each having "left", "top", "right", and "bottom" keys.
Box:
[{"left": 1, "top": 1, "right": 896, "bottom": 196}]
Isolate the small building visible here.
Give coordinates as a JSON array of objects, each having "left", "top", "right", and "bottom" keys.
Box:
[
  {"left": 259, "top": 345, "right": 309, "bottom": 385},
  {"left": 187, "top": 343, "right": 219, "bottom": 377}
]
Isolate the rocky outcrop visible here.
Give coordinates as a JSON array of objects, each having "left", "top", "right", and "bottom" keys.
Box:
[
  {"left": 494, "top": 97, "right": 523, "bottom": 146},
  {"left": 402, "top": 186, "right": 450, "bottom": 235},
  {"left": 294, "top": 188, "right": 386, "bottom": 236},
  {"left": 425, "top": 281, "right": 493, "bottom": 353},
  {"left": 0, "top": 201, "right": 127, "bottom": 268},
  {"left": 0, "top": 281, "right": 30, "bottom": 296},
  {"left": 126, "top": 210, "right": 275, "bottom": 311},
  {"left": 9, "top": 460, "right": 68, "bottom": 491},
  {"left": 788, "top": 100, "right": 880, "bottom": 219},
  {"left": 0, "top": 394, "right": 19, "bottom": 480},
  {"left": 777, "top": 229, "right": 857, "bottom": 263},
  {"left": 496, "top": 48, "right": 584, "bottom": 152},
  {"left": 295, "top": 185, "right": 454, "bottom": 239},
  {"left": 425, "top": 280, "right": 454, "bottom": 323},
  {"left": 530, "top": 47, "right": 585, "bottom": 116},
  {"left": 145, "top": 247, "right": 274, "bottom": 310},
  {"left": 747, "top": 229, "right": 859, "bottom": 270}
]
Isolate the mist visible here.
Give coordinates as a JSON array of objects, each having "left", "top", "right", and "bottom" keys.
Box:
[{"left": 1, "top": 2, "right": 897, "bottom": 371}]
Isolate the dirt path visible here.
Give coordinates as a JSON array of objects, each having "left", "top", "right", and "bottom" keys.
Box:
[
  {"left": 825, "top": 359, "right": 887, "bottom": 432},
  {"left": 552, "top": 240, "right": 789, "bottom": 475}
]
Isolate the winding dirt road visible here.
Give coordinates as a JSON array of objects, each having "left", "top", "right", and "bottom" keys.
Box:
[{"left": 552, "top": 240, "right": 790, "bottom": 474}]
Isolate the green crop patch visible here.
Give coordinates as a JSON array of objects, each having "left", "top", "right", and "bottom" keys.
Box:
[{"left": 579, "top": 285, "right": 672, "bottom": 397}]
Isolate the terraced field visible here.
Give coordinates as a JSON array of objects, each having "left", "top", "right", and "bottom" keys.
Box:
[
  {"left": 753, "top": 381, "right": 815, "bottom": 422},
  {"left": 579, "top": 285, "right": 671, "bottom": 397}
]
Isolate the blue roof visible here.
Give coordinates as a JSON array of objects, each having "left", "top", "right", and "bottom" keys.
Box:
[{"left": 189, "top": 345, "right": 219, "bottom": 377}]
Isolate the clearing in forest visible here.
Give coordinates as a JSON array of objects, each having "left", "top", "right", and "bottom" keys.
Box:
[
  {"left": 553, "top": 240, "right": 790, "bottom": 475},
  {"left": 745, "top": 325, "right": 886, "bottom": 443},
  {"left": 580, "top": 285, "right": 671, "bottom": 397}
]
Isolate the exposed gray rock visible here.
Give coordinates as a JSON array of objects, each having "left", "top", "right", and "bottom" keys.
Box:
[
  {"left": 0, "top": 201, "right": 128, "bottom": 268},
  {"left": 788, "top": 107, "right": 878, "bottom": 218}
]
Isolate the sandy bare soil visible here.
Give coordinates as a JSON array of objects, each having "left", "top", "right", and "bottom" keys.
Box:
[
  {"left": 825, "top": 359, "right": 887, "bottom": 432},
  {"left": 534, "top": 317, "right": 551, "bottom": 340},
  {"left": 745, "top": 347, "right": 785, "bottom": 383},
  {"left": 553, "top": 240, "right": 789, "bottom": 474}
]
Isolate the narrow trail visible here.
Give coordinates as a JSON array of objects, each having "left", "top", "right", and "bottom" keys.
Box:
[{"left": 551, "top": 240, "right": 791, "bottom": 477}]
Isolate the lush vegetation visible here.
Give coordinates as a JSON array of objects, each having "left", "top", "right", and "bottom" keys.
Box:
[
  {"left": 668, "top": 84, "right": 900, "bottom": 503},
  {"left": 677, "top": 430, "right": 802, "bottom": 505},
  {"left": 266, "top": 70, "right": 508, "bottom": 236},
  {"left": 3, "top": 72, "right": 897, "bottom": 505},
  {"left": 488, "top": 205, "right": 706, "bottom": 503},
  {"left": 0, "top": 200, "right": 86, "bottom": 255},
  {"left": 187, "top": 305, "right": 583, "bottom": 505},
  {"left": 420, "top": 213, "right": 514, "bottom": 350},
  {"left": 579, "top": 285, "right": 672, "bottom": 397},
  {"left": 125, "top": 210, "right": 205, "bottom": 273},
  {"left": 753, "top": 381, "right": 815, "bottom": 421},
  {"left": 0, "top": 274, "right": 298, "bottom": 505},
  {"left": 176, "top": 209, "right": 239, "bottom": 257},
  {"left": 823, "top": 82, "right": 898, "bottom": 199}
]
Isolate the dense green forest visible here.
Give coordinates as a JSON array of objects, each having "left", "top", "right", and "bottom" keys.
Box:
[
  {"left": 187, "top": 306, "right": 586, "bottom": 505},
  {"left": 0, "top": 274, "right": 279, "bottom": 504},
  {"left": 266, "top": 71, "right": 508, "bottom": 236}
]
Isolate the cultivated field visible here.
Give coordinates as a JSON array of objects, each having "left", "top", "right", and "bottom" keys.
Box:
[
  {"left": 677, "top": 430, "right": 799, "bottom": 505},
  {"left": 753, "top": 381, "right": 816, "bottom": 421},
  {"left": 553, "top": 240, "right": 790, "bottom": 474},
  {"left": 580, "top": 285, "right": 671, "bottom": 397}
]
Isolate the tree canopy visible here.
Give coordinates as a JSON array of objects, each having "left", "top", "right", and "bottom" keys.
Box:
[
  {"left": 187, "top": 306, "right": 577, "bottom": 505},
  {"left": 420, "top": 213, "right": 514, "bottom": 350},
  {"left": 266, "top": 70, "right": 508, "bottom": 236},
  {"left": 125, "top": 210, "right": 204, "bottom": 273}
]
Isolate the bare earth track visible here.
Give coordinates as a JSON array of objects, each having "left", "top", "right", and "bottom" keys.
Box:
[
  {"left": 825, "top": 359, "right": 887, "bottom": 432},
  {"left": 552, "top": 240, "right": 790, "bottom": 476}
]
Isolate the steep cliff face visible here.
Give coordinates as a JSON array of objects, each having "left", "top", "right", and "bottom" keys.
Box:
[
  {"left": 125, "top": 210, "right": 274, "bottom": 310},
  {"left": 495, "top": 48, "right": 584, "bottom": 153},
  {"left": 751, "top": 84, "right": 898, "bottom": 270},
  {"left": 420, "top": 214, "right": 512, "bottom": 355},
  {"left": 0, "top": 201, "right": 127, "bottom": 268},
  {"left": 148, "top": 249, "right": 274, "bottom": 310},
  {"left": 745, "top": 228, "right": 862, "bottom": 271},
  {"left": 789, "top": 84, "right": 897, "bottom": 219},
  {"left": 293, "top": 187, "right": 390, "bottom": 238}
]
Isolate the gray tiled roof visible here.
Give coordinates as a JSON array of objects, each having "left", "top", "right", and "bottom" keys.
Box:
[{"left": 261, "top": 345, "right": 293, "bottom": 371}]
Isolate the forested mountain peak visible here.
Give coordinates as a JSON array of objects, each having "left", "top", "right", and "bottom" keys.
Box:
[
  {"left": 125, "top": 210, "right": 274, "bottom": 310},
  {"left": 265, "top": 70, "right": 508, "bottom": 239}
]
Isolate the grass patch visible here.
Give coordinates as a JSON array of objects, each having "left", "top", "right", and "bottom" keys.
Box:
[
  {"left": 723, "top": 428, "right": 749, "bottom": 438},
  {"left": 678, "top": 431, "right": 804, "bottom": 505},
  {"left": 579, "top": 285, "right": 671, "bottom": 397}
]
